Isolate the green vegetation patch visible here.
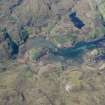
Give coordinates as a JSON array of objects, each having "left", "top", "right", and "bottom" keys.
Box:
[
  {"left": 51, "top": 33, "right": 77, "bottom": 46},
  {"left": 28, "top": 48, "right": 40, "bottom": 61},
  {"left": 98, "top": 1, "right": 105, "bottom": 19}
]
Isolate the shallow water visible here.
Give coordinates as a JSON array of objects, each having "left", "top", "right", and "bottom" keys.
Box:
[
  {"left": 19, "top": 36, "right": 105, "bottom": 61},
  {"left": 25, "top": 37, "right": 57, "bottom": 51},
  {"left": 51, "top": 36, "right": 105, "bottom": 59}
]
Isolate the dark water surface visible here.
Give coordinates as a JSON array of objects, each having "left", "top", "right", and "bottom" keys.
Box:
[{"left": 69, "top": 12, "right": 85, "bottom": 29}]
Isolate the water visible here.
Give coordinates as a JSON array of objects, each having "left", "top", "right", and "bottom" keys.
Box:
[
  {"left": 51, "top": 36, "right": 105, "bottom": 59},
  {"left": 69, "top": 12, "right": 85, "bottom": 29},
  {"left": 24, "top": 36, "right": 105, "bottom": 60},
  {"left": 10, "top": 41, "right": 19, "bottom": 59},
  {"left": 19, "top": 26, "right": 29, "bottom": 44},
  {"left": 25, "top": 37, "right": 57, "bottom": 51},
  {"left": 18, "top": 36, "right": 105, "bottom": 61},
  {"left": 4, "top": 32, "right": 12, "bottom": 41},
  {"left": 3, "top": 30, "right": 19, "bottom": 59}
]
